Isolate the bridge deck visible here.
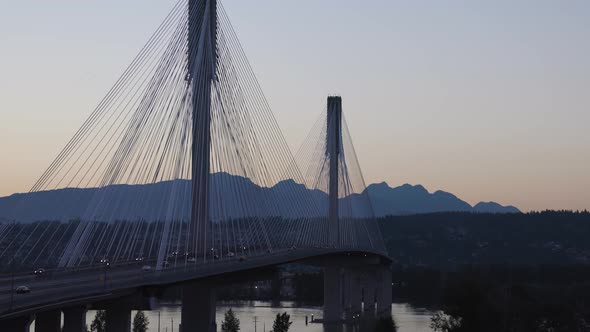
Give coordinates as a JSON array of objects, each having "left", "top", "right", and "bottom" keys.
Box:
[{"left": 0, "top": 248, "right": 389, "bottom": 320}]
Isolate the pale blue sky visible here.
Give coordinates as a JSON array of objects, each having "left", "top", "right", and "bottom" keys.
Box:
[{"left": 1, "top": 0, "right": 589, "bottom": 211}]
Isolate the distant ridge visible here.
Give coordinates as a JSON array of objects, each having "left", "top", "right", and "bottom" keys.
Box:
[
  {"left": 473, "top": 201, "right": 520, "bottom": 214},
  {"left": 365, "top": 182, "right": 520, "bottom": 215},
  {"left": 0, "top": 174, "right": 520, "bottom": 223}
]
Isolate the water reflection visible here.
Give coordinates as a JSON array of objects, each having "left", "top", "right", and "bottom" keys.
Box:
[{"left": 85, "top": 301, "right": 434, "bottom": 332}]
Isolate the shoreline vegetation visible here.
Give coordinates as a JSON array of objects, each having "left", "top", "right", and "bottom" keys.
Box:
[{"left": 3, "top": 211, "right": 590, "bottom": 330}]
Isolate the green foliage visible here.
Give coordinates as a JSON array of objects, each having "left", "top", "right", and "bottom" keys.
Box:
[
  {"left": 430, "top": 313, "right": 462, "bottom": 332},
  {"left": 221, "top": 308, "right": 240, "bottom": 332},
  {"left": 429, "top": 271, "right": 590, "bottom": 332},
  {"left": 271, "top": 312, "right": 292, "bottom": 332},
  {"left": 379, "top": 211, "right": 590, "bottom": 268},
  {"left": 132, "top": 311, "right": 149, "bottom": 332},
  {"left": 5, "top": 211, "right": 590, "bottom": 271},
  {"left": 90, "top": 310, "right": 106, "bottom": 332}
]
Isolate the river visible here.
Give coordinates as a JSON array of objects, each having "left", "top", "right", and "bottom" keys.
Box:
[{"left": 84, "top": 301, "right": 435, "bottom": 332}]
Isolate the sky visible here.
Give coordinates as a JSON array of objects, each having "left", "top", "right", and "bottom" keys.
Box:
[{"left": 0, "top": 0, "right": 589, "bottom": 212}]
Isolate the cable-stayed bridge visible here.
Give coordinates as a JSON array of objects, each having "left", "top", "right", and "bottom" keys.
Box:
[{"left": 0, "top": 0, "right": 392, "bottom": 331}]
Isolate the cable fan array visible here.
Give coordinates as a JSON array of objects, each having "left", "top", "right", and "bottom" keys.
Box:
[
  {"left": 295, "top": 103, "right": 386, "bottom": 252},
  {"left": 0, "top": 0, "right": 386, "bottom": 272}
]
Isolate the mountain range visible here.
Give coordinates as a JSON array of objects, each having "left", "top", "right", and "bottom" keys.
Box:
[
  {"left": 366, "top": 182, "right": 519, "bottom": 215},
  {"left": 0, "top": 173, "right": 519, "bottom": 223}
]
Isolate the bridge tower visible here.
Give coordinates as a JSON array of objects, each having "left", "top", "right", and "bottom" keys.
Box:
[
  {"left": 183, "top": 1, "right": 218, "bottom": 332},
  {"left": 324, "top": 96, "right": 345, "bottom": 323},
  {"left": 327, "top": 96, "right": 342, "bottom": 247},
  {"left": 188, "top": 0, "right": 217, "bottom": 259}
]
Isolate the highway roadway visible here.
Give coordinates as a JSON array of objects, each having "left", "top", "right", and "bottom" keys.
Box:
[{"left": 0, "top": 248, "right": 389, "bottom": 320}]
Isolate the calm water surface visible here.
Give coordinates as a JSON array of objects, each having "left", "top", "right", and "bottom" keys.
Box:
[{"left": 84, "top": 301, "right": 434, "bottom": 332}]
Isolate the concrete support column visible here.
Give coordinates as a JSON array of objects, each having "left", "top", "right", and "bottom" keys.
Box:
[
  {"left": 342, "top": 271, "right": 351, "bottom": 315},
  {"left": 376, "top": 267, "right": 393, "bottom": 317},
  {"left": 271, "top": 271, "right": 281, "bottom": 305},
  {"left": 344, "top": 271, "right": 362, "bottom": 320},
  {"left": 182, "top": 283, "right": 217, "bottom": 332},
  {"left": 35, "top": 310, "right": 61, "bottom": 332},
  {"left": 323, "top": 266, "right": 343, "bottom": 323},
  {"left": 105, "top": 307, "right": 131, "bottom": 332},
  {"left": 63, "top": 306, "right": 87, "bottom": 332},
  {"left": 1, "top": 316, "right": 32, "bottom": 332},
  {"left": 363, "top": 274, "right": 377, "bottom": 314},
  {"left": 348, "top": 272, "right": 362, "bottom": 316}
]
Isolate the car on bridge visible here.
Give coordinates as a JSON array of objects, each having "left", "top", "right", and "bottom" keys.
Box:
[
  {"left": 33, "top": 268, "right": 45, "bottom": 276},
  {"left": 15, "top": 286, "right": 31, "bottom": 294}
]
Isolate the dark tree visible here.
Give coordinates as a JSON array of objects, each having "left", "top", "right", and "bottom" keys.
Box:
[
  {"left": 132, "top": 311, "right": 149, "bottom": 332},
  {"left": 221, "top": 308, "right": 240, "bottom": 332},
  {"left": 90, "top": 310, "right": 106, "bottom": 332},
  {"left": 271, "top": 312, "right": 292, "bottom": 332},
  {"left": 431, "top": 313, "right": 462, "bottom": 332}
]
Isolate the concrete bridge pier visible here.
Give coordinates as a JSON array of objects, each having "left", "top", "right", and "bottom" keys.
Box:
[
  {"left": 323, "top": 266, "right": 344, "bottom": 323},
  {"left": 376, "top": 267, "right": 393, "bottom": 317},
  {"left": 105, "top": 305, "right": 131, "bottom": 332},
  {"left": 1, "top": 315, "right": 32, "bottom": 332},
  {"left": 363, "top": 274, "right": 377, "bottom": 314},
  {"left": 182, "top": 283, "right": 217, "bottom": 332},
  {"left": 62, "top": 306, "right": 87, "bottom": 332},
  {"left": 344, "top": 271, "right": 362, "bottom": 320},
  {"left": 35, "top": 310, "right": 61, "bottom": 332}
]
